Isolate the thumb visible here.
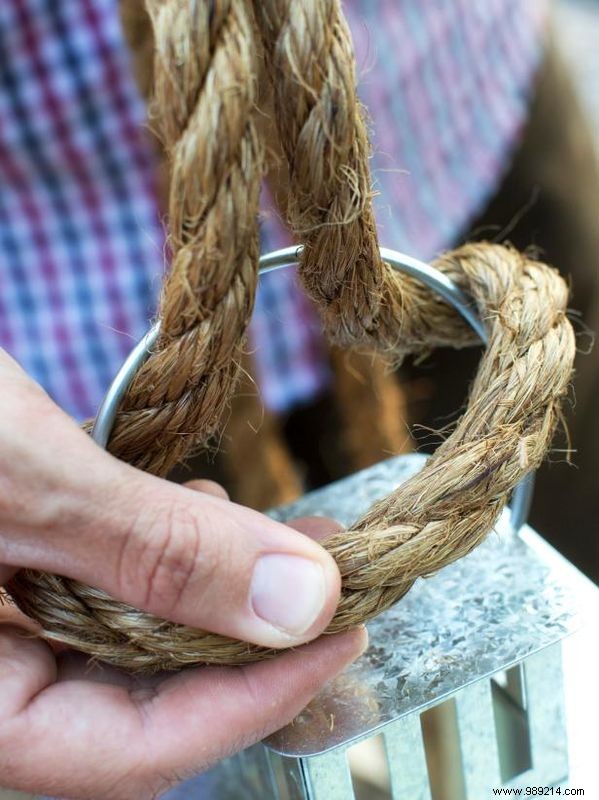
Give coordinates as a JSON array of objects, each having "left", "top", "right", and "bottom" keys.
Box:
[
  {"left": 77, "top": 463, "right": 342, "bottom": 649},
  {"left": 0, "top": 352, "right": 341, "bottom": 649},
  {"left": 8, "top": 441, "right": 341, "bottom": 650},
  {"left": 101, "top": 467, "right": 342, "bottom": 648}
]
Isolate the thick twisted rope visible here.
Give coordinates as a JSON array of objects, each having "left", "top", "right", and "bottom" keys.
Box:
[
  {"left": 104, "top": 0, "right": 263, "bottom": 474},
  {"left": 8, "top": 0, "right": 576, "bottom": 671},
  {"left": 10, "top": 243, "right": 575, "bottom": 670},
  {"left": 251, "top": 0, "right": 476, "bottom": 356}
]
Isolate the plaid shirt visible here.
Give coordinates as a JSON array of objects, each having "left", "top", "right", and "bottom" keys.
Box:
[{"left": 0, "top": 0, "right": 546, "bottom": 421}]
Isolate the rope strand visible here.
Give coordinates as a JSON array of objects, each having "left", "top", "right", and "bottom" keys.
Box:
[{"left": 104, "top": 0, "right": 263, "bottom": 475}]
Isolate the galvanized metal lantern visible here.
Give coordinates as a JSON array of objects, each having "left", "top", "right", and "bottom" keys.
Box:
[
  {"left": 92, "top": 249, "right": 581, "bottom": 799},
  {"left": 192, "top": 453, "right": 579, "bottom": 800}
]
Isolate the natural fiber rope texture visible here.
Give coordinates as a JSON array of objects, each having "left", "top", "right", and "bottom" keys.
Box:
[
  {"left": 10, "top": 241, "right": 576, "bottom": 670},
  {"left": 104, "top": 0, "right": 263, "bottom": 475},
  {"left": 251, "top": 0, "right": 476, "bottom": 357},
  {"left": 7, "top": 0, "right": 576, "bottom": 671}
]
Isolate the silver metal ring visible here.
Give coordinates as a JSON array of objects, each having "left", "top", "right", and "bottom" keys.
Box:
[{"left": 91, "top": 246, "right": 533, "bottom": 530}]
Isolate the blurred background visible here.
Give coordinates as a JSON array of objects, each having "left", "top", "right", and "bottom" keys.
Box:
[{"left": 556, "top": 0, "right": 599, "bottom": 129}]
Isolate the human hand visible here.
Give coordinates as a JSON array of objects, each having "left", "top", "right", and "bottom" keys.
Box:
[{"left": 0, "top": 350, "right": 365, "bottom": 798}]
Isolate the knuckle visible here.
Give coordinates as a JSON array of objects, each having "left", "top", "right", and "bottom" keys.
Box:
[
  {"left": 137, "top": 501, "right": 211, "bottom": 616},
  {"left": 0, "top": 462, "right": 29, "bottom": 528}
]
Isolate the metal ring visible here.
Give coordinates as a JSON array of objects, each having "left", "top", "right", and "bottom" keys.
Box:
[{"left": 91, "top": 246, "right": 533, "bottom": 530}]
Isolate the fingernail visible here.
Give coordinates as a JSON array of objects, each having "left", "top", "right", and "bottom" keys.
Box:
[{"left": 251, "top": 554, "right": 326, "bottom": 637}]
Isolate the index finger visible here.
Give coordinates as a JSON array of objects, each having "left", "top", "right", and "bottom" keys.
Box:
[{"left": 285, "top": 516, "right": 344, "bottom": 541}]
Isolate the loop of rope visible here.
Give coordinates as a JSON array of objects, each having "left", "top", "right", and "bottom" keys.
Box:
[{"left": 7, "top": 0, "right": 576, "bottom": 671}]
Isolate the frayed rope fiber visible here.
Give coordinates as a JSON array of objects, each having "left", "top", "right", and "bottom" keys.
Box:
[{"left": 8, "top": 0, "right": 576, "bottom": 672}]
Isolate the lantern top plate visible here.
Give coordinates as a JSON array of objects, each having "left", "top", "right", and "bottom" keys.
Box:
[{"left": 264, "top": 454, "right": 583, "bottom": 757}]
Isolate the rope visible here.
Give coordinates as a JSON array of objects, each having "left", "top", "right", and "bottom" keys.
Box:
[
  {"left": 8, "top": 0, "right": 576, "bottom": 671},
  {"left": 104, "top": 0, "right": 263, "bottom": 475}
]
